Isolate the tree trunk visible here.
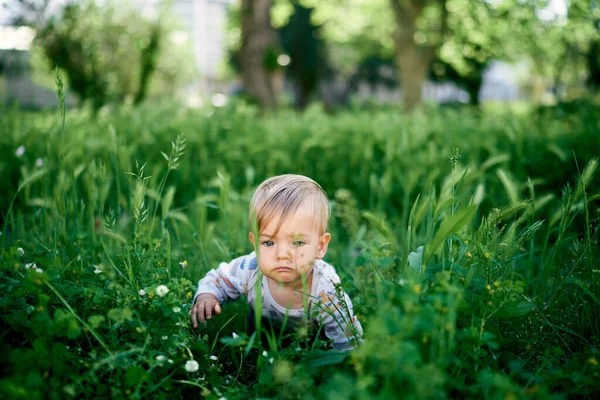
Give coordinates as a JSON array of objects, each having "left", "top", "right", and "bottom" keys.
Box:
[
  {"left": 134, "top": 23, "right": 161, "bottom": 105},
  {"left": 390, "top": 0, "right": 447, "bottom": 112},
  {"left": 396, "top": 47, "right": 432, "bottom": 111},
  {"left": 240, "top": 0, "right": 281, "bottom": 110}
]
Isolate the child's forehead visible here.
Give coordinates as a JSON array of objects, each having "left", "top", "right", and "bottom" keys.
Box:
[{"left": 260, "top": 207, "right": 322, "bottom": 236}]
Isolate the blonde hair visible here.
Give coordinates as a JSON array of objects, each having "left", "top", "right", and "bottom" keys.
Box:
[{"left": 249, "top": 174, "right": 329, "bottom": 235}]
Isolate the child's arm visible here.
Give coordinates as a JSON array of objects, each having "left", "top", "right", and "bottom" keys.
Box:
[
  {"left": 317, "top": 288, "right": 363, "bottom": 350},
  {"left": 190, "top": 253, "right": 256, "bottom": 328},
  {"left": 191, "top": 293, "right": 221, "bottom": 327},
  {"left": 311, "top": 263, "right": 363, "bottom": 350}
]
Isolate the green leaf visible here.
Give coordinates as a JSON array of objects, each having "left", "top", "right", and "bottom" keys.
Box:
[
  {"left": 497, "top": 168, "right": 520, "bottom": 204},
  {"left": 301, "top": 349, "right": 349, "bottom": 368},
  {"left": 88, "top": 315, "right": 106, "bottom": 329},
  {"left": 494, "top": 301, "right": 536, "bottom": 319},
  {"left": 108, "top": 307, "right": 133, "bottom": 323},
  {"left": 407, "top": 246, "right": 424, "bottom": 273},
  {"left": 424, "top": 205, "right": 477, "bottom": 265},
  {"left": 125, "top": 366, "right": 147, "bottom": 387}
]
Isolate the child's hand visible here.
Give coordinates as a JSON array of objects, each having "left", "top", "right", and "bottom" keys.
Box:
[{"left": 190, "top": 294, "right": 221, "bottom": 328}]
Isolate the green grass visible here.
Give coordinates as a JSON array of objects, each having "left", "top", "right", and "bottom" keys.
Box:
[{"left": 0, "top": 100, "right": 599, "bottom": 399}]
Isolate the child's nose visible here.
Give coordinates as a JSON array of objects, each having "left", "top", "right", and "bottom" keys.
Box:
[{"left": 276, "top": 243, "right": 291, "bottom": 260}]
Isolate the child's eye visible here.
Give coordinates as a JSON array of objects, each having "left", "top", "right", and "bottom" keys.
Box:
[
  {"left": 292, "top": 241, "right": 305, "bottom": 247},
  {"left": 261, "top": 240, "right": 274, "bottom": 247}
]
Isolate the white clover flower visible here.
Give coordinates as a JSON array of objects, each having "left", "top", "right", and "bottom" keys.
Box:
[
  {"left": 155, "top": 355, "right": 167, "bottom": 362},
  {"left": 139, "top": 289, "right": 146, "bottom": 297},
  {"left": 156, "top": 285, "right": 169, "bottom": 297},
  {"left": 173, "top": 307, "right": 181, "bottom": 313},
  {"left": 262, "top": 351, "right": 268, "bottom": 357},
  {"left": 161, "top": 335, "right": 168, "bottom": 340},
  {"left": 179, "top": 260, "right": 188, "bottom": 269},
  {"left": 185, "top": 360, "right": 199, "bottom": 372},
  {"left": 25, "top": 262, "right": 36, "bottom": 269},
  {"left": 36, "top": 268, "right": 43, "bottom": 273},
  {"left": 168, "top": 359, "right": 173, "bottom": 364},
  {"left": 16, "top": 247, "right": 24, "bottom": 258},
  {"left": 35, "top": 158, "right": 43, "bottom": 167},
  {"left": 209, "top": 355, "right": 218, "bottom": 361},
  {"left": 269, "top": 357, "right": 274, "bottom": 364},
  {"left": 77, "top": 255, "right": 82, "bottom": 261},
  {"left": 232, "top": 332, "right": 239, "bottom": 339},
  {"left": 15, "top": 145, "right": 25, "bottom": 157},
  {"left": 218, "top": 397, "right": 228, "bottom": 400},
  {"left": 93, "top": 265, "right": 102, "bottom": 274}
]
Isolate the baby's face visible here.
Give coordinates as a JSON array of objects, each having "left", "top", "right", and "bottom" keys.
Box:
[{"left": 249, "top": 202, "right": 330, "bottom": 290}]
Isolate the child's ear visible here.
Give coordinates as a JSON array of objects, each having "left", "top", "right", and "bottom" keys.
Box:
[
  {"left": 249, "top": 232, "right": 256, "bottom": 249},
  {"left": 317, "top": 233, "right": 331, "bottom": 259}
]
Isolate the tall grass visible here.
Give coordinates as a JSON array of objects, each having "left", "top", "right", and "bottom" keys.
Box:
[{"left": 0, "top": 100, "right": 599, "bottom": 398}]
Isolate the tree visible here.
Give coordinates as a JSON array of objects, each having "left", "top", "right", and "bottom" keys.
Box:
[
  {"left": 389, "top": 0, "right": 448, "bottom": 111},
  {"left": 239, "top": 0, "right": 283, "bottom": 110},
  {"left": 30, "top": 0, "right": 196, "bottom": 111},
  {"left": 279, "top": 3, "right": 329, "bottom": 109}
]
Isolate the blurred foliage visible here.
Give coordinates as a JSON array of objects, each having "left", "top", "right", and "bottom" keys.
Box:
[
  {"left": 268, "top": 0, "right": 600, "bottom": 106},
  {"left": 29, "top": 0, "right": 196, "bottom": 111}
]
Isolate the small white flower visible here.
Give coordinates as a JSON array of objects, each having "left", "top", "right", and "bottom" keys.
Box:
[
  {"left": 156, "top": 285, "right": 169, "bottom": 297},
  {"left": 25, "top": 262, "right": 36, "bottom": 269},
  {"left": 139, "top": 289, "right": 146, "bottom": 296},
  {"left": 16, "top": 247, "right": 24, "bottom": 258},
  {"left": 155, "top": 355, "right": 167, "bottom": 362},
  {"left": 173, "top": 307, "right": 181, "bottom": 313},
  {"left": 15, "top": 145, "right": 25, "bottom": 157},
  {"left": 168, "top": 359, "right": 173, "bottom": 364},
  {"left": 262, "top": 351, "right": 268, "bottom": 357},
  {"left": 161, "top": 335, "right": 168, "bottom": 340},
  {"left": 232, "top": 332, "right": 239, "bottom": 338},
  {"left": 185, "top": 360, "right": 199, "bottom": 372},
  {"left": 269, "top": 357, "right": 274, "bottom": 364},
  {"left": 179, "top": 260, "right": 188, "bottom": 269},
  {"left": 35, "top": 158, "right": 43, "bottom": 167},
  {"left": 209, "top": 355, "right": 218, "bottom": 361},
  {"left": 199, "top": 376, "right": 205, "bottom": 381},
  {"left": 218, "top": 397, "right": 228, "bottom": 400},
  {"left": 77, "top": 255, "right": 82, "bottom": 261},
  {"left": 93, "top": 265, "right": 102, "bottom": 274},
  {"left": 398, "top": 279, "right": 407, "bottom": 286},
  {"left": 36, "top": 268, "right": 43, "bottom": 273}
]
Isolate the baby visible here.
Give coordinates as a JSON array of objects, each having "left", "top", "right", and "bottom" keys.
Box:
[{"left": 190, "top": 174, "right": 363, "bottom": 350}]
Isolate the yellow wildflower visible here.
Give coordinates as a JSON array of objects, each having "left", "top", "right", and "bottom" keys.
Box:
[
  {"left": 484, "top": 253, "right": 490, "bottom": 259},
  {"left": 466, "top": 251, "right": 472, "bottom": 259},
  {"left": 493, "top": 281, "right": 500, "bottom": 288},
  {"left": 486, "top": 284, "right": 492, "bottom": 291},
  {"left": 187, "top": 292, "right": 192, "bottom": 298},
  {"left": 589, "top": 358, "right": 598, "bottom": 366},
  {"left": 413, "top": 284, "right": 421, "bottom": 294}
]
